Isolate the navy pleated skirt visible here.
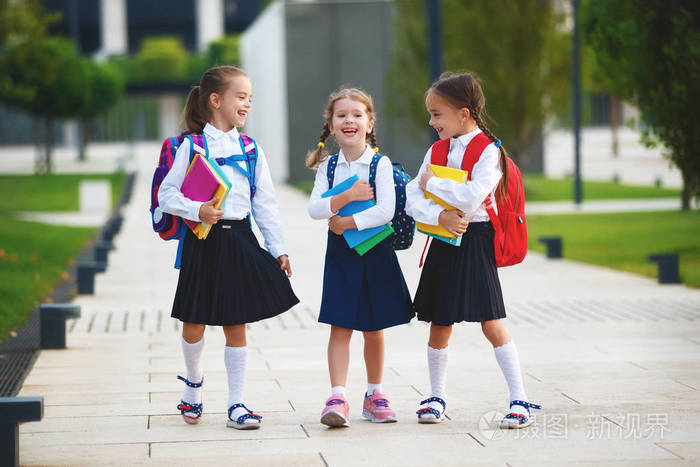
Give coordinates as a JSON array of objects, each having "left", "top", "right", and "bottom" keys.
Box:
[
  {"left": 319, "top": 231, "right": 415, "bottom": 331},
  {"left": 414, "top": 222, "right": 506, "bottom": 325},
  {"left": 171, "top": 218, "right": 299, "bottom": 325}
]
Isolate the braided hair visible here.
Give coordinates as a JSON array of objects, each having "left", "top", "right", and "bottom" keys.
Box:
[
  {"left": 429, "top": 72, "right": 510, "bottom": 201},
  {"left": 305, "top": 87, "right": 379, "bottom": 170}
]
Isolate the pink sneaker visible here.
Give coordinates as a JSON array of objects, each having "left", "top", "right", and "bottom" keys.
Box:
[
  {"left": 362, "top": 391, "right": 397, "bottom": 423},
  {"left": 320, "top": 394, "right": 350, "bottom": 427}
]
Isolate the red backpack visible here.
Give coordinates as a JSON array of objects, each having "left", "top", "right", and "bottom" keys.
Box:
[{"left": 430, "top": 133, "right": 527, "bottom": 267}]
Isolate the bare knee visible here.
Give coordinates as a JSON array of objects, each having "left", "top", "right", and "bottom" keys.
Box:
[
  {"left": 330, "top": 326, "right": 353, "bottom": 344},
  {"left": 362, "top": 330, "right": 383, "bottom": 342},
  {"left": 222, "top": 324, "right": 246, "bottom": 346},
  {"left": 428, "top": 324, "right": 452, "bottom": 349},
  {"left": 481, "top": 319, "right": 509, "bottom": 347},
  {"left": 182, "top": 323, "right": 205, "bottom": 343}
]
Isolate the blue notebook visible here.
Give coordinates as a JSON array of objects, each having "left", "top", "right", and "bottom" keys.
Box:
[
  {"left": 322, "top": 174, "right": 389, "bottom": 248},
  {"left": 424, "top": 231, "right": 462, "bottom": 247}
]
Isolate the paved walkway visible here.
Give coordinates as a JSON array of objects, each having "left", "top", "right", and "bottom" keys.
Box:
[{"left": 15, "top": 143, "right": 700, "bottom": 466}]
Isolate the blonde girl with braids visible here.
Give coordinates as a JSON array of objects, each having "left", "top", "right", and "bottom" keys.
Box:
[
  {"left": 159, "top": 65, "right": 299, "bottom": 429},
  {"left": 307, "top": 87, "right": 414, "bottom": 427},
  {"left": 405, "top": 72, "right": 540, "bottom": 428}
]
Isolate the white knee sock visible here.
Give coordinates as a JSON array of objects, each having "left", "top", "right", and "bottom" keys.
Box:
[
  {"left": 494, "top": 340, "right": 528, "bottom": 415},
  {"left": 422, "top": 345, "right": 448, "bottom": 416},
  {"left": 225, "top": 346, "right": 256, "bottom": 423},
  {"left": 181, "top": 336, "right": 204, "bottom": 404}
]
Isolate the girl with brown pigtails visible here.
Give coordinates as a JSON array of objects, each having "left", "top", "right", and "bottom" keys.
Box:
[
  {"left": 405, "top": 72, "right": 540, "bottom": 427},
  {"left": 307, "top": 87, "right": 414, "bottom": 427}
]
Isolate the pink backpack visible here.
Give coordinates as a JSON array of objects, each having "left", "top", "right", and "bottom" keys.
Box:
[{"left": 149, "top": 131, "right": 259, "bottom": 268}]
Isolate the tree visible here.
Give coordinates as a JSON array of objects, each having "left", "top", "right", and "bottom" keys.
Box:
[
  {"left": 136, "top": 36, "right": 188, "bottom": 82},
  {"left": 582, "top": 0, "right": 700, "bottom": 210},
  {"left": 0, "top": 37, "right": 89, "bottom": 173},
  {"left": 386, "top": 0, "right": 571, "bottom": 168},
  {"left": 0, "top": 0, "right": 58, "bottom": 48},
  {"left": 77, "top": 61, "right": 125, "bottom": 161}
]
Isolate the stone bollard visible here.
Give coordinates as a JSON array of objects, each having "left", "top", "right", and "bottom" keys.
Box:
[
  {"left": 648, "top": 253, "right": 680, "bottom": 284},
  {"left": 538, "top": 236, "right": 562, "bottom": 259},
  {"left": 76, "top": 262, "right": 107, "bottom": 294},
  {"left": 102, "top": 214, "right": 123, "bottom": 242},
  {"left": 40, "top": 304, "right": 81, "bottom": 349},
  {"left": 0, "top": 396, "right": 43, "bottom": 467},
  {"left": 94, "top": 241, "right": 115, "bottom": 264}
]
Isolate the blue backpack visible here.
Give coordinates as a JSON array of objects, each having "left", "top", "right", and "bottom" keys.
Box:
[{"left": 326, "top": 153, "right": 415, "bottom": 250}]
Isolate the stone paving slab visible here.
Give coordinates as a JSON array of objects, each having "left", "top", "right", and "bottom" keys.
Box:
[{"left": 15, "top": 145, "right": 700, "bottom": 465}]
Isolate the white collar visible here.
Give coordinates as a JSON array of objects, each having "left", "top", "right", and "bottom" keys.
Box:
[
  {"left": 203, "top": 122, "right": 240, "bottom": 141},
  {"left": 337, "top": 144, "right": 375, "bottom": 166},
  {"left": 452, "top": 127, "right": 482, "bottom": 148}
]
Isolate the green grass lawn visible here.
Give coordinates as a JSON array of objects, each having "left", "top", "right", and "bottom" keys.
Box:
[
  {"left": 292, "top": 175, "right": 681, "bottom": 201},
  {"left": 0, "top": 172, "right": 126, "bottom": 344},
  {"left": 523, "top": 174, "right": 680, "bottom": 201},
  {"left": 527, "top": 210, "right": 700, "bottom": 287},
  {"left": 0, "top": 172, "right": 126, "bottom": 211}
]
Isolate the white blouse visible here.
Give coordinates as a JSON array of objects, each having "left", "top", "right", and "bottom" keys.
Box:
[
  {"left": 406, "top": 128, "right": 502, "bottom": 224},
  {"left": 308, "top": 144, "right": 395, "bottom": 231},
  {"left": 158, "top": 123, "right": 287, "bottom": 259}
]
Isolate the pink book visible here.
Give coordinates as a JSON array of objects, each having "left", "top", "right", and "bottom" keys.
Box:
[{"left": 180, "top": 154, "right": 231, "bottom": 240}]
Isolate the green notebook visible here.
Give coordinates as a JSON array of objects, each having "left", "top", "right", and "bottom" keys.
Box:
[{"left": 353, "top": 224, "right": 395, "bottom": 256}]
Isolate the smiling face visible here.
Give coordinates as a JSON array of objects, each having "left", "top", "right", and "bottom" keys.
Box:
[
  {"left": 328, "top": 98, "right": 374, "bottom": 154},
  {"left": 425, "top": 90, "right": 470, "bottom": 139},
  {"left": 209, "top": 74, "right": 252, "bottom": 129}
]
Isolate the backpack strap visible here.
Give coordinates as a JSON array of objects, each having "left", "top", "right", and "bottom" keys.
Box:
[
  {"left": 461, "top": 132, "right": 492, "bottom": 179},
  {"left": 429, "top": 139, "right": 450, "bottom": 166},
  {"left": 188, "top": 134, "right": 208, "bottom": 162},
  {"left": 367, "top": 153, "right": 384, "bottom": 198},
  {"left": 213, "top": 134, "right": 258, "bottom": 199},
  {"left": 326, "top": 155, "right": 339, "bottom": 189}
]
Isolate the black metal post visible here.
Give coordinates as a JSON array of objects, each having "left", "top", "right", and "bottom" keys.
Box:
[{"left": 572, "top": 0, "right": 582, "bottom": 204}]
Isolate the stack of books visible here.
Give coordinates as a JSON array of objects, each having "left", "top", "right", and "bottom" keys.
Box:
[
  {"left": 416, "top": 164, "right": 469, "bottom": 246},
  {"left": 322, "top": 174, "right": 394, "bottom": 256},
  {"left": 181, "top": 154, "right": 232, "bottom": 240}
]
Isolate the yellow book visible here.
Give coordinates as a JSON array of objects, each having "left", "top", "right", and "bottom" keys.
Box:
[{"left": 416, "top": 164, "right": 469, "bottom": 239}]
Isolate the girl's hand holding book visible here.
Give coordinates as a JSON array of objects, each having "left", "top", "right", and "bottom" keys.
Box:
[
  {"left": 419, "top": 165, "right": 435, "bottom": 191},
  {"left": 439, "top": 209, "right": 468, "bottom": 236},
  {"left": 329, "top": 215, "right": 354, "bottom": 235},
  {"left": 349, "top": 179, "right": 374, "bottom": 201},
  {"left": 199, "top": 197, "right": 224, "bottom": 224}
]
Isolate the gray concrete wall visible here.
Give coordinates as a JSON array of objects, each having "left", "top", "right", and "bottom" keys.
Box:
[{"left": 285, "top": 0, "right": 430, "bottom": 182}]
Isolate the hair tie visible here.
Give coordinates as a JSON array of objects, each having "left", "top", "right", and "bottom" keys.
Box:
[
  {"left": 373, "top": 147, "right": 379, "bottom": 153},
  {"left": 317, "top": 142, "right": 325, "bottom": 149},
  {"left": 495, "top": 139, "right": 501, "bottom": 148}
]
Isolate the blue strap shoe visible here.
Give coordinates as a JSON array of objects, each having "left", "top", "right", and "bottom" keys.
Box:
[
  {"left": 227, "top": 403, "right": 262, "bottom": 430},
  {"left": 416, "top": 396, "right": 446, "bottom": 424},
  {"left": 500, "top": 400, "right": 541, "bottom": 429},
  {"left": 176, "top": 376, "right": 203, "bottom": 424}
]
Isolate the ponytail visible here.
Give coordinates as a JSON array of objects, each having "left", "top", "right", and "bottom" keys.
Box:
[
  {"left": 181, "top": 66, "right": 247, "bottom": 134},
  {"left": 305, "top": 123, "right": 331, "bottom": 169},
  {"left": 183, "top": 86, "right": 207, "bottom": 134},
  {"left": 473, "top": 113, "right": 509, "bottom": 201}
]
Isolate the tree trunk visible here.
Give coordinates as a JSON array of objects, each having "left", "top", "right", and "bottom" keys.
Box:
[
  {"left": 79, "top": 118, "right": 89, "bottom": 162},
  {"left": 44, "top": 117, "right": 54, "bottom": 174},
  {"left": 33, "top": 117, "right": 44, "bottom": 174},
  {"left": 610, "top": 94, "right": 620, "bottom": 158},
  {"left": 681, "top": 176, "right": 691, "bottom": 211}
]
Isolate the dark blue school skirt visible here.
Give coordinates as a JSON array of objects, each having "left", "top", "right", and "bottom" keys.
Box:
[
  {"left": 171, "top": 218, "right": 299, "bottom": 325},
  {"left": 414, "top": 222, "right": 506, "bottom": 325},
  {"left": 319, "top": 230, "right": 415, "bottom": 332}
]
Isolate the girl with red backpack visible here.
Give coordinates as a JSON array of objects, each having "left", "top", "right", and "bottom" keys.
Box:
[
  {"left": 405, "top": 72, "right": 539, "bottom": 428},
  {"left": 158, "top": 65, "right": 299, "bottom": 429}
]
